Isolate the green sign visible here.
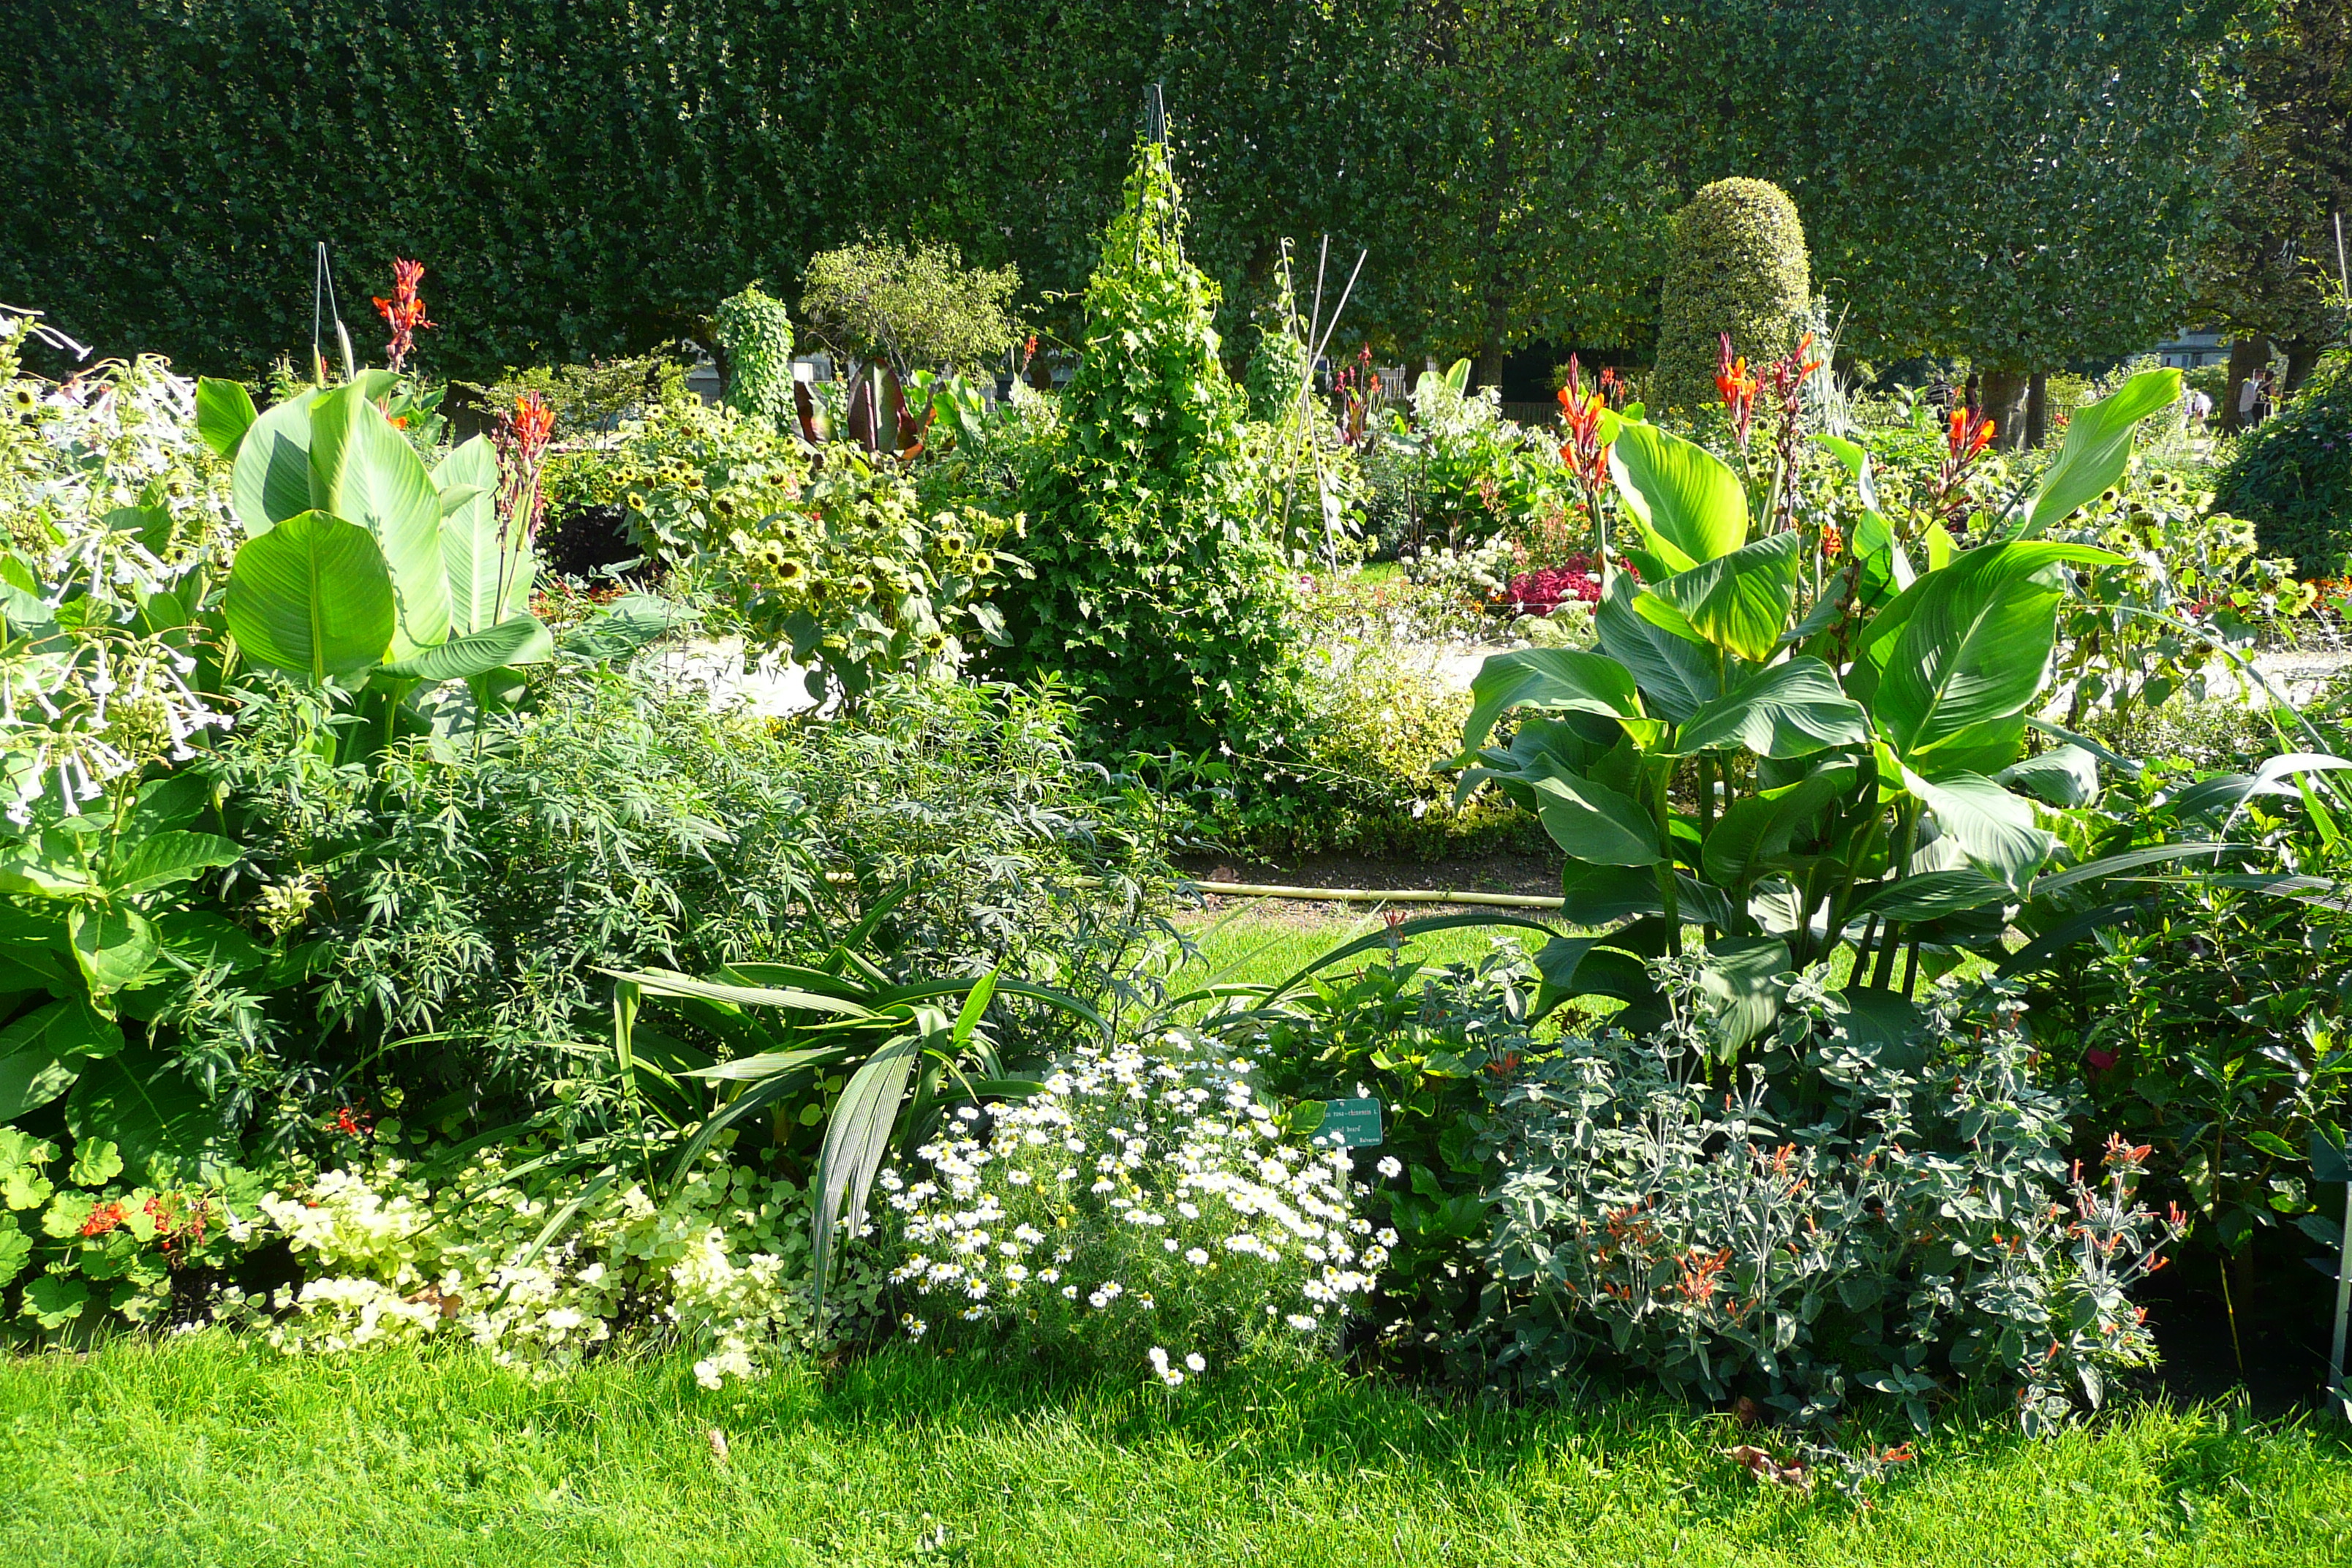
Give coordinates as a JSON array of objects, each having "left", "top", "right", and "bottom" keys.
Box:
[{"left": 1317, "top": 1097, "right": 1384, "bottom": 1150}]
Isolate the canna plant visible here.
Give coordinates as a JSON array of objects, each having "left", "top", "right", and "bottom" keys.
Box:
[{"left": 1450, "top": 368, "right": 2243, "bottom": 1053}]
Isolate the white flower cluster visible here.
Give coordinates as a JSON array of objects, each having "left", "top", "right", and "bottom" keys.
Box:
[
  {"left": 883, "top": 1036, "right": 1384, "bottom": 1384},
  {"left": 224, "top": 1150, "right": 868, "bottom": 1388},
  {"left": 0, "top": 314, "right": 234, "bottom": 821}
]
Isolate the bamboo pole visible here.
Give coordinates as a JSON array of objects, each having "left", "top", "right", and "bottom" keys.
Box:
[{"left": 1195, "top": 881, "right": 1564, "bottom": 910}]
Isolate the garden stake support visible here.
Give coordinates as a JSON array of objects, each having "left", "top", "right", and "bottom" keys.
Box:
[{"left": 1195, "top": 881, "right": 1564, "bottom": 911}]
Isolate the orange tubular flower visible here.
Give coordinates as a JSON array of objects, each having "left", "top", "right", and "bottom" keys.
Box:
[
  {"left": 1556, "top": 354, "right": 1614, "bottom": 490},
  {"left": 1715, "top": 333, "right": 1759, "bottom": 445}
]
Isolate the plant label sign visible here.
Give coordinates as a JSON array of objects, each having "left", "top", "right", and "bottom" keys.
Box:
[{"left": 1319, "top": 1098, "right": 1384, "bottom": 1149}]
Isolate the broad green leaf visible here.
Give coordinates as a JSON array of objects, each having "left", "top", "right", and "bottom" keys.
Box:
[
  {"left": 1859, "top": 543, "right": 2122, "bottom": 777},
  {"left": 127, "top": 773, "right": 210, "bottom": 838},
  {"left": 0, "top": 998, "right": 123, "bottom": 1120},
  {"left": 1832, "top": 988, "right": 1929, "bottom": 1069},
  {"left": 434, "top": 437, "right": 513, "bottom": 636},
  {"left": 308, "top": 382, "right": 451, "bottom": 657},
  {"left": 559, "top": 594, "right": 691, "bottom": 661},
  {"left": 377, "top": 614, "right": 554, "bottom": 682},
  {"left": 1531, "top": 935, "right": 1666, "bottom": 1021},
  {"left": 69, "top": 906, "right": 158, "bottom": 997},
  {"left": 1701, "top": 764, "right": 1861, "bottom": 887},
  {"left": 1460, "top": 649, "right": 1643, "bottom": 751},
  {"left": 1635, "top": 532, "right": 1802, "bottom": 665},
  {"left": 153, "top": 911, "right": 270, "bottom": 973},
  {"left": 227, "top": 388, "right": 322, "bottom": 535},
  {"left": 1902, "top": 768, "right": 2057, "bottom": 894},
  {"left": 67, "top": 1137, "right": 121, "bottom": 1186},
  {"left": 1998, "top": 745, "right": 2100, "bottom": 808},
  {"left": 22, "top": 1273, "right": 87, "bottom": 1329},
  {"left": 1594, "top": 576, "right": 1722, "bottom": 722},
  {"left": 107, "top": 831, "right": 241, "bottom": 895},
  {"left": 64, "top": 1045, "right": 223, "bottom": 1169},
  {"left": 1853, "top": 867, "right": 2012, "bottom": 920},
  {"left": 1850, "top": 507, "right": 1915, "bottom": 591},
  {"left": 224, "top": 510, "right": 396, "bottom": 679},
  {"left": 1692, "top": 935, "right": 1790, "bottom": 1054},
  {"left": 1609, "top": 423, "right": 1749, "bottom": 570},
  {"left": 1529, "top": 772, "right": 1661, "bottom": 867},
  {"left": 608, "top": 968, "right": 875, "bottom": 1019},
  {"left": 1814, "top": 434, "right": 1879, "bottom": 511},
  {"left": 1672, "top": 657, "right": 1866, "bottom": 758},
  {"left": 194, "top": 377, "right": 259, "bottom": 459},
  {"left": 2021, "top": 368, "right": 2182, "bottom": 535}
]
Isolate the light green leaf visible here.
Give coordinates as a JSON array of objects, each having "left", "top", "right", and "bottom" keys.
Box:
[
  {"left": 377, "top": 615, "right": 554, "bottom": 682},
  {"left": 1608, "top": 422, "right": 1748, "bottom": 570},
  {"left": 224, "top": 510, "right": 396, "bottom": 680},
  {"left": 1529, "top": 772, "right": 1661, "bottom": 867},
  {"left": 1701, "top": 763, "right": 1861, "bottom": 887},
  {"left": 810, "top": 1033, "right": 921, "bottom": 1301},
  {"left": 1593, "top": 576, "right": 1723, "bottom": 722},
  {"left": 308, "top": 382, "right": 451, "bottom": 657},
  {"left": 1635, "top": 532, "right": 1802, "bottom": 665},
  {"left": 1460, "top": 648, "right": 1643, "bottom": 752},
  {"left": 69, "top": 907, "right": 159, "bottom": 998},
  {"left": 194, "top": 377, "right": 259, "bottom": 460},
  {"left": 1999, "top": 745, "right": 2101, "bottom": 808},
  {"left": 67, "top": 1137, "right": 121, "bottom": 1186},
  {"left": 433, "top": 438, "right": 516, "bottom": 636},
  {"left": 1901, "top": 768, "right": 2058, "bottom": 894},
  {"left": 1673, "top": 657, "right": 1866, "bottom": 758},
  {"left": 1692, "top": 935, "right": 1791, "bottom": 1054},
  {"left": 21, "top": 1273, "right": 88, "bottom": 1329},
  {"left": 107, "top": 831, "right": 241, "bottom": 896},
  {"left": 2022, "top": 369, "right": 2183, "bottom": 535},
  {"left": 227, "top": 388, "right": 322, "bottom": 535}
]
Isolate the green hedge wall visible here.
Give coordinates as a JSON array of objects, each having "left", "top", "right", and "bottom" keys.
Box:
[{"left": 0, "top": 1, "right": 2230, "bottom": 383}]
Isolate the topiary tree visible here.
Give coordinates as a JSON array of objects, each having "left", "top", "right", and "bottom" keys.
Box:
[
  {"left": 2214, "top": 350, "right": 2352, "bottom": 576},
  {"left": 712, "top": 282, "right": 796, "bottom": 429},
  {"left": 988, "top": 139, "right": 1300, "bottom": 758},
  {"left": 1649, "top": 178, "right": 1812, "bottom": 413}
]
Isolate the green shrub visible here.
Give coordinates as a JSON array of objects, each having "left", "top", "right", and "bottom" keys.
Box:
[
  {"left": 1650, "top": 178, "right": 1812, "bottom": 413},
  {"left": 1475, "top": 974, "right": 2177, "bottom": 1432},
  {"left": 2213, "top": 350, "right": 2352, "bottom": 576},
  {"left": 798, "top": 241, "right": 1021, "bottom": 379},
  {"left": 989, "top": 140, "right": 1301, "bottom": 758},
  {"left": 712, "top": 282, "right": 797, "bottom": 429}
]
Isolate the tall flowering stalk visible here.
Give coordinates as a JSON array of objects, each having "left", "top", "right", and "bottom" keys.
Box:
[
  {"left": 491, "top": 392, "right": 554, "bottom": 611},
  {"left": 372, "top": 259, "right": 435, "bottom": 374},
  {"left": 1761, "top": 332, "right": 1825, "bottom": 535},
  {"left": 1714, "top": 333, "right": 1760, "bottom": 450},
  {"left": 1556, "top": 354, "right": 1618, "bottom": 590},
  {"left": 1934, "top": 402, "right": 1997, "bottom": 527}
]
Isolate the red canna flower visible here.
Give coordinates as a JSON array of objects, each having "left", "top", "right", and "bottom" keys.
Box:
[
  {"left": 1556, "top": 355, "right": 1614, "bottom": 490},
  {"left": 494, "top": 392, "right": 557, "bottom": 544},
  {"left": 373, "top": 258, "right": 436, "bottom": 374},
  {"left": 1715, "top": 333, "right": 1760, "bottom": 446}
]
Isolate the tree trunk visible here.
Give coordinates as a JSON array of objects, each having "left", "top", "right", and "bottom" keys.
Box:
[
  {"left": 2282, "top": 335, "right": 2325, "bottom": 396},
  {"left": 2222, "top": 337, "right": 2269, "bottom": 432},
  {"left": 1980, "top": 368, "right": 2029, "bottom": 451},
  {"left": 2025, "top": 372, "right": 2050, "bottom": 451}
]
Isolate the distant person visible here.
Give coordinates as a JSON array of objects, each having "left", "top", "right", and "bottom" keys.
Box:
[
  {"left": 2238, "top": 371, "right": 2262, "bottom": 426},
  {"left": 2185, "top": 386, "right": 2212, "bottom": 427}
]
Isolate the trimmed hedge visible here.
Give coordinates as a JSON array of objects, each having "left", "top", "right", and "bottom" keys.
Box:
[
  {"left": 1648, "top": 178, "right": 1812, "bottom": 412},
  {"left": 2215, "top": 352, "right": 2352, "bottom": 578}
]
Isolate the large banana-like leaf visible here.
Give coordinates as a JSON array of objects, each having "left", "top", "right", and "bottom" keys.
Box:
[
  {"left": 0, "top": 998, "right": 123, "bottom": 1121},
  {"left": 222, "top": 510, "right": 396, "bottom": 679},
  {"left": 227, "top": 388, "right": 322, "bottom": 535},
  {"left": 1633, "top": 531, "right": 1803, "bottom": 664},
  {"left": 1607, "top": 422, "right": 1748, "bottom": 570},
  {"left": 1672, "top": 658, "right": 1866, "bottom": 759},
  {"left": 1700, "top": 763, "right": 1861, "bottom": 887},
  {"left": 194, "top": 377, "right": 258, "bottom": 460},
  {"left": 433, "top": 437, "right": 512, "bottom": 636},
  {"left": 1901, "top": 767, "right": 2057, "bottom": 894},
  {"left": 1529, "top": 771, "right": 1662, "bottom": 867},
  {"left": 2019, "top": 368, "right": 2182, "bottom": 537},
  {"left": 1460, "top": 648, "right": 1643, "bottom": 751},
  {"left": 1858, "top": 542, "right": 2119, "bottom": 778},
  {"left": 1689, "top": 935, "right": 1791, "bottom": 1055},
  {"left": 64, "top": 1045, "right": 224, "bottom": 1168},
  {"left": 307, "top": 382, "right": 451, "bottom": 657},
  {"left": 1594, "top": 576, "right": 1722, "bottom": 722},
  {"left": 377, "top": 614, "right": 553, "bottom": 682}
]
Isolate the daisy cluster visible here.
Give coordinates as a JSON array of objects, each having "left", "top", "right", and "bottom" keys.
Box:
[{"left": 882, "top": 1033, "right": 1385, "bottom": 1384}]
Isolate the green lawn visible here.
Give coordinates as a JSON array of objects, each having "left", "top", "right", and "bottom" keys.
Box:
[{"left": 2, "top": 1335, "right": 2346, "bottom": 1566}]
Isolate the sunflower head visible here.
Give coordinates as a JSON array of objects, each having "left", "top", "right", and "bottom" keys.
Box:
[
  {"left": 938, "top": 531, "right": 968, "bottom": 558},
  {"left": 774, "top": 557, "right": 809, "bottom": 587},
  {"left": 848, "top": 574, "right": 875, "bottom": 598},
  {"left": 920, "top": 630, "right": 949, "bottom": 656},
  {"left": 968, "top": 551, "right": 996, "bottom": 577},
  {"left": 5, "top": 384, "right": 38, "bottom": 415}
]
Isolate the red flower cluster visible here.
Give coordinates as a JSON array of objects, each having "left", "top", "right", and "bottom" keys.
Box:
[
  {"left": 80, "top": 1200, "right": 127, "bottom": 1238},
  {"left": 1948, "top": 404, "right": 1996, "bottom": 459},
  {"left": 1507, "top": 552, "right": 1631, "bottom": 615},
  {"left": 494, "top": 391, "right": 557, "bottom": 542},
  {"left": 373, "top": 258, "right": 435, "bottom": 374},
  {"left": 1555, "top": 354, "right": 1613, "bottom": 489},
  {"left": 1716, "top": 333, "right": 1760, "bottom": 445}
]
